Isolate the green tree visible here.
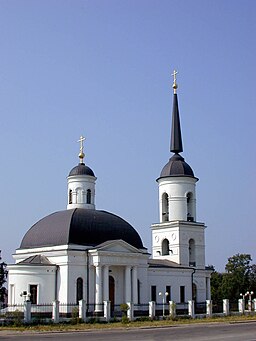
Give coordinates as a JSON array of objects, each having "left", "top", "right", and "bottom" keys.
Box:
[
  {"left": 224, "top": 253, "right": 252, "bottom": 299},
  {"left": 210, "top": 269, "right": 224, "bottom": 302},
  {"left": 0, "top": 250, "right": 8, "bottom": 304}
]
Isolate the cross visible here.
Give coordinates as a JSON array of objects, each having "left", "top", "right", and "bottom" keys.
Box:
[
  {"left": 171, "top": 69, "right": 178, "bottom": 93},
  {"left": 77, "top": 135, "right": 86, "bottom": 153},
  {"left": 172, "top": 69, "right": 178, "bottom": 84}
]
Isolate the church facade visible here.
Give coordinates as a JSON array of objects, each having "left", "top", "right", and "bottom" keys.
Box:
[{"left": 8, "top": 74, "right": 211, "bottom": 309}]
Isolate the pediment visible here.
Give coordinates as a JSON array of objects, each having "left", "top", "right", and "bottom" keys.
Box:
[{"left": 93, "top": 239, "right": 141, "bottom": 254}]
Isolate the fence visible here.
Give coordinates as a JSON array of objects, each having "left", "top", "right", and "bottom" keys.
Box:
[{"left": 1, "top": 298, "right": 256, "bottom": 325}]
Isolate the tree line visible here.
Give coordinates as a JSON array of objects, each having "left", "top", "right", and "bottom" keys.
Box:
[{"left": 211, "top": 253, "right": 256, "bottom": 302}]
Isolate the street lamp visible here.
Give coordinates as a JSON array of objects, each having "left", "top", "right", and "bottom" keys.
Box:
[
  {"left": 245, "top": 291, "right": 254, "bottom": 311},
  {"left": 159, "top": 291, "right": 169, "bottom": 318}
]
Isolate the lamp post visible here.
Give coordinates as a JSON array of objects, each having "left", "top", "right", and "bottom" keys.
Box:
[
  {"left": 159, "top": 291, "right": 169, "bottom": 318},
  {"left": 246, "top": 291, "right": 254, "bottom": 311},
  {"left": 20, "top": 291, "right": 31, "bottom": 303}
]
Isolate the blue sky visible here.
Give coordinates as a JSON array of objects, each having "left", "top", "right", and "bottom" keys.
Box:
[{"left": 0, "top": 0, "right": 255, "bottom": 271}]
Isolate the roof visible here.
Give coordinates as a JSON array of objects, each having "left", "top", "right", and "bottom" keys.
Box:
[
  {"left": 18, "top": 255, "right": 55, "bottom": 266},
  {"left": 170, "top": 93, "right": 183, "bottom": 153},
  {"left": 68, "top": 163, "right": 95, "bottom": 177},
  {"left": 148, "top": 259, "right": 191, "bottom": 269},
  {"left": 20, "top": 208, "right": 144, "bottom": 250},
  {"left": 159, "top": 153, "right": 195, "bottom": 178}
]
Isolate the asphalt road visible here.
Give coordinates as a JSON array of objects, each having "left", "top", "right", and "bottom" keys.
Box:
[{"left": 0, "top": 322, "right": 256, "bottom": 341}]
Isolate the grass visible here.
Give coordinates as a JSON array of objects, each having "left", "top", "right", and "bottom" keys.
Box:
[{"left": 0, "top": 314, "right": 256, "bottom": 333}]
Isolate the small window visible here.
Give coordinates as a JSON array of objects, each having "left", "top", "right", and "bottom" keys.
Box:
[
  {"left": 29, "top": 285, "right": 38, "bottom": 304},
  {"left": 192, "top": 283, "right": 197, "bottom": 301},
  {"left": 151, "top": 285, "right": 156, "bottom": 302},
  {"left": 76, "top": 277, "right": 83, "bottom": 304},
  {"left": 137, "top": 279, "right": 140, "bottom": 304},
  {"left": 180, "top": 286, "right": 185, "bottom": 303},
  {"left": 189, "top": 239, "right": 196, "bottom": 266},
  {"left": 69, "top": 189, "right": 72, "bottom": 204},
  {"left": 166, "top": 285, "right": 171, "bottom": 302},
  {"left": 162, "top": 193, "right": 169, "bottom": 221},
  {"left": 187, "top": 192, "right": 194, "bottom": 221},
  {"left": 162, "top": 239, "right": 170, "bottom": 256},
  {"left": 86, "top": 189, "right": 91, "bottom": 204}
]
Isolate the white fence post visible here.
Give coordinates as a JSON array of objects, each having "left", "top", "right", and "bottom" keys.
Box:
[
  {"left": 238, "top": 298, "right": 245, "bottom": 314},
  {"left": 127, "top": 302, "right": 134, "bottom": 321},
  {"left": 223, "top": 299, "right": 229, "bottom": 316},
  {"left": 52, "top": 300, "right": 60, "bottom": 323},
  {"left": 188, "top": 300, "right": 195, "bottom": 318},
  {"left": 104, "top": 301, "right": 111, "bottom": 322},
  {"left": 253, "top": 298, "right": 256, "bottom": 312},
  {"left": 169, "top": 301, "right": 176, "bottom": 318},
  {"left": 24, "top": 300, "right": 31, "bottom": 323},
  {"left": 79, "top": 299, "right": 86, "bottom": 322},
  {"left": 206, "top": 300, "right": 212, "bottom": 318},
  {"left": 149, "top": 301, "right": 155, "bottom": 319}
]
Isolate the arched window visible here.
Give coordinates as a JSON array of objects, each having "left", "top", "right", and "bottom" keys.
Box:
[
  {"left": 69, "top": 189, "right": 72, "bottom": 204},
  {"left": 187, "top": 192, "right": 194, "bottom": 221},
  {"left": 162, "top": 238, "right": 170, "bottom": 256},
  {"left": 192, "top": 283, "right": 197, "bottom": 302},
  {"left": 86, "top": 189, "right": 91, "bottom": 204},
  {"left": 76, "top": 277, "right": 83, "bottom": 304},
  {"left": 189, "top": 239, "right": 196, "bottom": 266},
  {"left": 162, "top": 193, "right": 169, "bottom": 222}
]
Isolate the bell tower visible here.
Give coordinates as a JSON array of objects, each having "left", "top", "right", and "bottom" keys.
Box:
[
  {"left": 151, "top": 71, "right": 206, "bottom": 269},
  {"left": 67, "top": 136, "right": 97, "bottom": 210}
]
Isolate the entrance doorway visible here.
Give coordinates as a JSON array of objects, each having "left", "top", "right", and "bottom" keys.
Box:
[{"left": 109, "top": 276, "right": 115, "bottom": 313}]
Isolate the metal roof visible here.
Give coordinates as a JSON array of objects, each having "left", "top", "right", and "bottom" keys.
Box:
[{"left": 20, "top": 208, "right": 144, "bottom": 250}]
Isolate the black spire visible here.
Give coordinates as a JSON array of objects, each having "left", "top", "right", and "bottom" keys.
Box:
[{"left": 170, "top": 92, "right": 183, "bottom": 153}]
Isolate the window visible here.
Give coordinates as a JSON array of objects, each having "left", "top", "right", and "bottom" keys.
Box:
[
  {"left": 86, "top": 189, "right": 91, "bottom": 204},
  {"left": 29, "top": 285, "right": 38, "bottom": 304},
  {"left": 189, "top": 239, "right": 196, "bottom": 266},
  {"left": 192, "top": 283, "right": 197, "bottom": 301},
  {"left": 162, "top": 193, "right": 169, "bottom": 221},
  {"left": 69, "top": 189, "right": 72, "bottom": 204},
  {"left": 151, "top": 285, "right": 156, "bottom": 302},
  {"left": 180, "top": 286, "right": 185, "bottom": 303},
  {"left": 137, "top": 279, "right": 140, "bottom": 304},
  {"left": 166, "top": 286, "right": 171, "bottom": 303},
  {"left": 76, "top": 278, "right": 83, "bottom": 304},
  {"left": 187, "top": 192, "right": 194, "bottom": 221},
  {"left": 10, "top": 284, "right": 15, "bottom": 305},
  {"left": 162, "top": 239, "right": 170, "bottom": 256}
]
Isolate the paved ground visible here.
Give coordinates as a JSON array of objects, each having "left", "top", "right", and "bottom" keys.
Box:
[{"left": 1, "top": 321, "right": 256, "bottom": 341}]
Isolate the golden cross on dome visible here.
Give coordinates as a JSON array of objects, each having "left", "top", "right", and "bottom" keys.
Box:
[
  {"left": 171, "top": 69, "right": 178, "bottom": 94},
  {"left": 77, "top": 135, "right": 86, "bottom": 163}
]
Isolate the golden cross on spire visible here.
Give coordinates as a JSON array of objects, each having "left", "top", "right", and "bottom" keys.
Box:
[
  {"left": 77, "top": 135, "right": 85, "bottom": 163},
  {"left": 172, "top": 69, "right": 178, "bottom": 94}
]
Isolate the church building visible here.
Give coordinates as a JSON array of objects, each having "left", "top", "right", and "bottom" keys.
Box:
[{"left": 8, "top": 73, "right": 211, "bottom": 310}]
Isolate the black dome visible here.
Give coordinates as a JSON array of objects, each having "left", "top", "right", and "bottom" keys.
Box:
[
  {"left": 20, "top": 209, "right": 144, "bottom": 250},
  {"left": 159, "top": 153, "right": 195, "bottom": 178},
  {"left": 69, "top": 163, "right": 95, "bottom": 177}
]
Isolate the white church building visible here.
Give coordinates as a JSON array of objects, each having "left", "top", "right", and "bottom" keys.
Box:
[{"left": 8, "top": 74, "right": 211, "bottom": 311}]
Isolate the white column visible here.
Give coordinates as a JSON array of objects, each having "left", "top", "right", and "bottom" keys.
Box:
[
  {"left": 79, "top": 299, "right": 86, "bottom": 322},
  {"left": 238, "top": 298, "right": 245, "bottom": 314},
  {"left": 223, "top": 299, "right": 229, "bottom": 316},
  {"left": 103, "top": 265, "right": 109, "bottom": 301},
  {"left": 104, "top": 300, "right": 111, "bottom": 322},
  {"left": 169, "top": 300, "right": 176, "bottom": 318},
  {"left": 52, "top": 300, "right": 60, "bottom": 323},
  {"left": 132, "top": 266, "right": 138, "bottom": 304},
  {"left": 206, "top": 300, "right": 212, "bottom": 317},
  {"left": 149, "top": 301, "right": 156, "bottom": 318},
  {"left": 125, "top": 266, "right": 131, "bottom": 303},
  {"left": 188, "top": 300, "right": 195, "bottom": 318},
  {"left": 95, "top": 265, "right": 102, "bottom": 311}
]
